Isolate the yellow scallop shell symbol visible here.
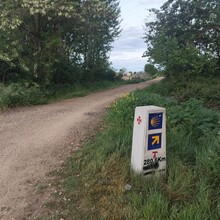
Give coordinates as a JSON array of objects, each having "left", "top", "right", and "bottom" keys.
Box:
[{"left": 150, "top": 116, "right": 160, "bottom": 128}]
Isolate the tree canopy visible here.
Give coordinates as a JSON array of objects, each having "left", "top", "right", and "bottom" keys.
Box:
[
  {"left": 144, "top": 63, "right": 158, "bottom": 76},
  {"left": 0, "top": 0, "right": 121, "bottom": 84},
  {"left": 144, "top": 0, "right": 220, "bottom": 77}
]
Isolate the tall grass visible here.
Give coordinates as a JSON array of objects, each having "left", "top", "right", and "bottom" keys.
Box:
[
  {"left": 0, "top": 79, "right": 145, "bottom": 110},
  {"left": 0, "top": 83, "right": 47, "bottom": 109},
  {"left": 147, "top": 76, "right": 220, "bottom": 110},
  {"left": 48, "top": 90, "right": 220, "bottom": 219}
]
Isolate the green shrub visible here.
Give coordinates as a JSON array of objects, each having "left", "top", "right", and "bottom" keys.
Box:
[
  {"left": 0, "top": 59, "right": 25, "bottom": 83},
  {"left": 0, "top": 83, "right": 47, "bottom": 109},
  {"left": 147, "top": 76, "right": 220, "bottom": 110}
]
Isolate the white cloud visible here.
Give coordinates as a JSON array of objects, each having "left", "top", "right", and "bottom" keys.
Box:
[
  {"left": 113, "top": 26, "right": 145, "bottom": 50},
  {"left": 110, "top": 0, "right": 164, "bottom": 71},
  {"left": 111, "top": 51, "right": 144, "bottom": 61},
  {"left": 110, "top": 25, "right": 147, "bottom": 71}
]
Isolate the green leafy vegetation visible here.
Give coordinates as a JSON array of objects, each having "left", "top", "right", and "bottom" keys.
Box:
[
  {"left": 0, "top": 0, "right": 121, "bottom": 89},
  {"left": 34, "top": 1, "right": 220, "bottom": 211},
  {"left": 144, "top": 0, "right": 220, "bottom": 78},
  {"left": 46, "top": 87, "right": 220, "bottom": 219},
  {"left": 144, "top": 63, "right": 158, "bottom": 76},
  {"left": 0, "top": 0, "right": 125, "bottom": 109},
  {"left": 0, "top": 79, "right": 146, "bottom": 110},
  {"left": 0, "top": 83, "right": 47, "bottom": 109},
  {"left": 1, "top": 1, "right": 219, "bottom": 218},
  {"left": 147, "top": 76, "right": 220, "bottom": 111}
]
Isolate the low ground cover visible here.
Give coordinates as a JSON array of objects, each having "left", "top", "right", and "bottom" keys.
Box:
[
  {"left": 147, "top": 76, "right": 220, "bottom": 111},
  {"left": 46, "top": 82, "right": 220, "bottom": 219},
  {"left": 0, "top": 79, "right": 145, "bottom": 110}
]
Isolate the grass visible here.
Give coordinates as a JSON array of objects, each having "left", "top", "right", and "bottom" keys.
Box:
[
  {"left": 44, "top": 83, "right": 220, "bottom": 219},
  {"left": 0, "top": 78, "right": 145, "bottom": 110},
  {"left": 147, "top": 76, "right": 220, "bottom": 110},
  {"left": 0, "top": 82, "right": 47, "bottom": 110},
  {"left": 47, "top": 79, "right": 146, "bottom": 102}
]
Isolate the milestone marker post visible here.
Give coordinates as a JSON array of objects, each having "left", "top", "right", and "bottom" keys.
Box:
[{"left": 131, "top": 106, "right": 166, "bottom": 177}]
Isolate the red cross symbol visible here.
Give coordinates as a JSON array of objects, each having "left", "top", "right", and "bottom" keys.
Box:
[{"left": 137, "top": 116, "right": 142, "bottom": 125}]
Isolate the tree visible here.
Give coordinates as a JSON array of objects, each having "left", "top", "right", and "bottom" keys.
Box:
[
  {"left": 144, "top": 0, "right": 220, "bottom": 77},
  {"left": 144, "top": 64, "right": 157, "bottom": 76},
  {"left": 66, "top": 0, "right": 121, "bottom": 81},
  {"left": 0, "top": 0, "right": 121, "bottom": 83},
  {"left": 0, "top": 0, "right": 80, "bottom": 82}
]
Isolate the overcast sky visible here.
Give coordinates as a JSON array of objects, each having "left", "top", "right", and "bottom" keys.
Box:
[{"left": 110, "top": 0, "right": 165, "bottom": 72}]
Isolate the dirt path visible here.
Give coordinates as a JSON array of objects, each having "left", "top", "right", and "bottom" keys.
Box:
[{"left": 0, "top": 78, "right": 162, "bottom": 219}]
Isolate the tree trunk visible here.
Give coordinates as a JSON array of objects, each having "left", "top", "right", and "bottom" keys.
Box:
[{"left": 34, "top": 13, "right": 43, "bottom": 80}]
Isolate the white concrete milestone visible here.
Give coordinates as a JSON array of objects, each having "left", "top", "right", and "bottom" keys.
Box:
[{"left": 131, "top": 106, "right": 166, "bottom": 177}]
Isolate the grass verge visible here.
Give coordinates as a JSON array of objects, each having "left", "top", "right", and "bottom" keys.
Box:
[
  {"left": 44, "top": 85, "right": 220, "bottom": 219},
  {"left": 0, "top": 79, "right": 145, "bottom": 110}
]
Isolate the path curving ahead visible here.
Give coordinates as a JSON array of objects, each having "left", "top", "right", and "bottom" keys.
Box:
[{"left": 0, "top": 78, "right": 162, "bottom": 219}]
